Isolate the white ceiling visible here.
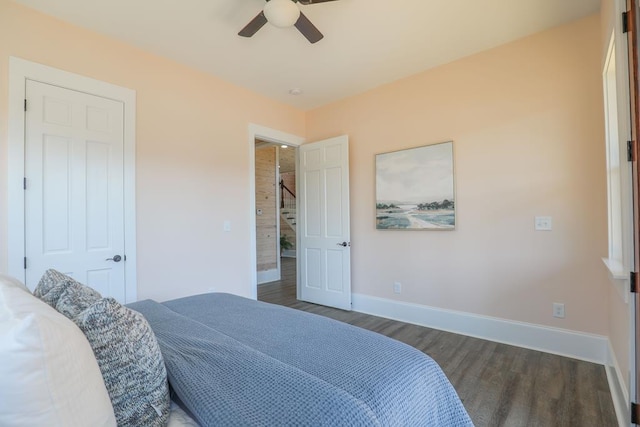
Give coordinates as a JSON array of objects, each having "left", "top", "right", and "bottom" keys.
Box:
[{"left": 13, "top": 0, "right": 600, "bottom": 110}]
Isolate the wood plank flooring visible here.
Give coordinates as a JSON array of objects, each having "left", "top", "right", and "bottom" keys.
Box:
[{"left": 258, "top": 258, "right": 618, "bottom": 427}]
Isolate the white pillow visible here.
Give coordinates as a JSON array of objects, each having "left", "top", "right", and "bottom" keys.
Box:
[
  {"left": 0, "top": 273, "right": 29, "bottom": 292},
  {"left": 167, "top": 401, "right": 200, "bottom": 427},
  {"left": 0, "top": 279, "right": 117, "bottom": 426}
]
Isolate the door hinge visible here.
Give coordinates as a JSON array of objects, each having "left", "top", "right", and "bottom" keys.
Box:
[
  {"left": 628, "top": 140, "right": 636, "bottom": 162},
  {"left": 23, "top": 177, "right": 26, "bottom": 190},
  {"left": 623, "top": 11, "right": 630, "bottom": 34},
  {"left": 23, "top": 257, "right": 27, "bottom": 270},
  {"left": 631, "top": 271, "right": 638, "bottom": 293},
  {"left": 24, "top": 99, "right": 27, "bottom": 112},
  {"left": 632, "top": 401, "right": 640, "bottom": 424}
]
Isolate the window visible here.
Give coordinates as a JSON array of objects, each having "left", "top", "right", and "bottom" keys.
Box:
[{"left": 602, "top": 31, "right": 632, "bottom": 282}]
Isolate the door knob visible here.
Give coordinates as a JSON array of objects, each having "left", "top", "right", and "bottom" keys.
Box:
[
  {"left": 106, "top": 255, "right": 122, "bottom": 262},
  {"left": 336, "top": 242, "right": 349, "bottom": 247}
]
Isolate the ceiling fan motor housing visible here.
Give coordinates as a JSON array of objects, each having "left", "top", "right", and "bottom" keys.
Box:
[{"left": 264, "top": 0, "right": 300, "bottom": 28}]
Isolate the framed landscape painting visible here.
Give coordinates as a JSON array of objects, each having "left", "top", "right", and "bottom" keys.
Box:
[{"left": 375, "top": 141, "right": 455, "bottom": 230}]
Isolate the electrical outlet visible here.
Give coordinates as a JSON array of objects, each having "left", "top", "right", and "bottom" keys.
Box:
[
  {"left": 393, "top": 282, "right": 402, "bottom": 294},
  {"left": 553, "top": 303, "right": 565, "bottom": 318},
  {"left": 223, "top": 220, "right": 231, "bottom": 232}
]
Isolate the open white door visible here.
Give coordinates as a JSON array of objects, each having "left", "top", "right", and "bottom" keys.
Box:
[
  {"left": 24, "top": 79, "right": 127, "bottom": 301},
  {"left": 298, "top": 135, "right": 351, "bottom": 310}
]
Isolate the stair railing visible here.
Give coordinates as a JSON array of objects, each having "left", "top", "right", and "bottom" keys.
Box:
[{"left": 280, "top": 180, "right": 296, "bottom": 210}]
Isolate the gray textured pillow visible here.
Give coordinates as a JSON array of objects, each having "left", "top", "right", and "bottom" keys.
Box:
[
  {"left": 33, "top": 269, "right": 82, "bottom": 307},
  {"left": 55, "top": 281, "right": 102, "bottom": 319},
  {"left": 37, "top": 279, "right": 74, "bottom": 308},
  {"left": 74, "top": 298, "right": 170, "bottom": 427}
]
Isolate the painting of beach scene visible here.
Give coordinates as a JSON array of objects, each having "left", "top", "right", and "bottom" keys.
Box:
[{"left": 376, "top": 141, "right": 455, "bottom": 230}]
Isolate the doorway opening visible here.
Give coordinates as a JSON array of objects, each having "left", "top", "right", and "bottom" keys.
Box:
[
  {"left": 248, "top": 126, "right": 352, "bottom": 310},
  {"left": 247, "top": 124, "right": 303, "bottom": 301},
  {"left": 254, "top": 140, "right": 298, "bottom": 293}
]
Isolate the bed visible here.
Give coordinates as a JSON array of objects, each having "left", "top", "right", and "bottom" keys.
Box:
[
  {"left": 129, "top": 293, "right": 473, "bottom": 426},
  {"left": 0, "top": 271, "right": 473, "bottom": 426}
]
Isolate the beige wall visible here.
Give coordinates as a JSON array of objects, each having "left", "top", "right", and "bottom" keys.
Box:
[
  {"left": 307, "top": 14, "right": 609, "bottom": 335},
  {"left": 601, "top": 0, "right": 616, "bottom": 59},
  {"left": 0, "top": 0, "right": 305, "bottom": 301},
  {"left": 601, "top": 0, "right": 632, "bottom": 395},
  {"left": 0, "top": 1, "right": 617, "bottom": 341},
  {"left": 280, "top": 172, "right": 296, "bottom": 195},
  {"left": 255, "top": 146, "right": 278, "bottom": 272},
  {"left": 279, "top": 147, "right": 296, "bottom": 174}
]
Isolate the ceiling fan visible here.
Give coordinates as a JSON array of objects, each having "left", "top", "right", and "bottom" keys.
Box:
[{"left": 238, "top": 0, "right": 338, "bottom": 44}]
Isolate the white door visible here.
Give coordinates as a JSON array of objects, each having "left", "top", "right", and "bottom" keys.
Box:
[
  {"left": 24, "top": 79, "right": 127, "bottom": 301},
  {"left": 298, "top": 135, "right": 351, "bottom": 310}
]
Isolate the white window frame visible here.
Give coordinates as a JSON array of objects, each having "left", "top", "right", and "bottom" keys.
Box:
[{"left": 601, "top": 30, "right": 633, "bottom": 300}]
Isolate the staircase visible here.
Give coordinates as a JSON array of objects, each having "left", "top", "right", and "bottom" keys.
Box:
[
  {"left": 280, "top": 208, "right": 296, "bottom": 257},
  {"left": 281, "top": 208, "right": 296, "bottom": 229}
]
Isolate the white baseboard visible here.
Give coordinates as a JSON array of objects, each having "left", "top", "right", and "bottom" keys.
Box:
[
  {"left": 352, "top": 293, "right": 609, "bottom": 364},
  {"left": 606, "top": 340, "right": 630, "bottom": 427},
  {"left": 257, "top": 269, "right": 279, "bottom": 285}
]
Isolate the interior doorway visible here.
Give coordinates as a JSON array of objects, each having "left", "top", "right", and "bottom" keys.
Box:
[
  {"left": 8, "top": 57, "right": 137, "bottom": 303},
  {"left": 254, "top": 141, "right": 298, "bottom": 286},
  {"left": 254, "top": 140, "right": 299, "bottom": 305},
  {"left": 247, "top": 124, "right": 304, "bottom": 300}
]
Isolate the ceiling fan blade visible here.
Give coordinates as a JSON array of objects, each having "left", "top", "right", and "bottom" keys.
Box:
[
  {"left": 238, "top": 11, "right": 268, "bottom": 37},
  {"left": 297, "top": 0, "right": 338, "bottom": 4},
  {"left": 294, "top": 12, "right": 323, "bottom": 43}
]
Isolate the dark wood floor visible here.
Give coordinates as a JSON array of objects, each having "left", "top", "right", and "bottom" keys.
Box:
[{"left": 259, "top": 258, "right": 618, "bottom": 427}]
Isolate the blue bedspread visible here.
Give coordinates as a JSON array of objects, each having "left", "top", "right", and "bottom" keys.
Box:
[{"left": 128, "top": 293, "right": 473, "bottom": 426}]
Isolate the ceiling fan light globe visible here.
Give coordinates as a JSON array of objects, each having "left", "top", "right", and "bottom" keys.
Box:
[{"left": 264, "top": 0, "right": 300, "bottom": 28}]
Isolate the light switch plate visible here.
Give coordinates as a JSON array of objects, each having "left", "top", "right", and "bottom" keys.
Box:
[{"left": 535, "top": 216, "right": 552, "bottom": 231}]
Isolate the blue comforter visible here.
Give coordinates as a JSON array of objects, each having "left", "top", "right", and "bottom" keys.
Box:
[{"left": 128, "top": 293, "right": 473, "bottom": 426}]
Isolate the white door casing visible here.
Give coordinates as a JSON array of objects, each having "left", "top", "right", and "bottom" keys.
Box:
[
  {"left": 7, "top": 57, "right": 137, "bottom": 302},
  {"left": 298, "top": 135, "right": 351, "bottom": 310},
  {"left": 248, "top": 124, "right": 304, "bottom": 299},
  {"left": 25, "top": 80, "right": 126, "bottom": 300}
]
